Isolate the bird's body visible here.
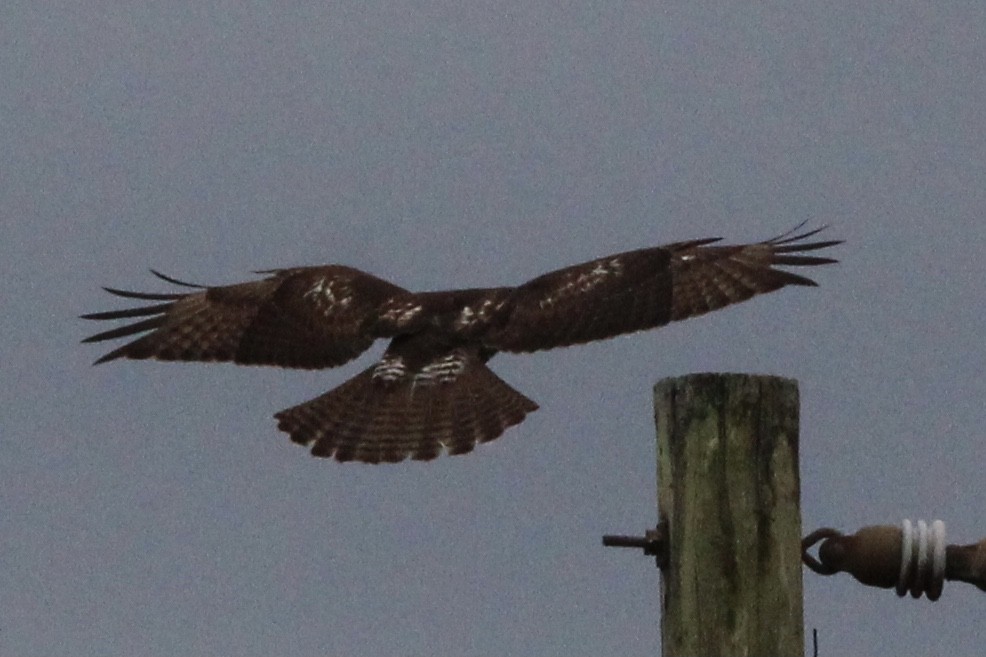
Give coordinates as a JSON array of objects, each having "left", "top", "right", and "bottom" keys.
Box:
[{"left": 83, "top": 226, "right": 840, "bottom": 463}]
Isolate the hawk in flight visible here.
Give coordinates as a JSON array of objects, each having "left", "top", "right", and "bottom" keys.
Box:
[{"left": 83, "top": 226, "right": 839, "bottom": 463}]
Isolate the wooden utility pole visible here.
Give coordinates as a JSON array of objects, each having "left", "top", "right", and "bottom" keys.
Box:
[{"left": 653, "top": 373, "right": 803, "bottom": 657}]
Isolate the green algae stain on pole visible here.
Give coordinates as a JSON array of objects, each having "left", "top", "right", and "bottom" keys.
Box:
[{"left": 654, "top": 373, "right": 804, "bottom": 657}]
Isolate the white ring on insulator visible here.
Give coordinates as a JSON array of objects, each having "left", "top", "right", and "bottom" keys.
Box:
[
  {"left": 927, "top": 520, "right": 947, "bottom": 601},
  {"left": 910, "top": 520, "right": 929, "bottom": 598},
  {"left": 896, "top": 519, "right": 914, "bottom": 597}
]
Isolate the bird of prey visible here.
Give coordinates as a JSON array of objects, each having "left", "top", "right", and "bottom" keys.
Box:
[{"left": 82, "top": 225, "right": 840, "bottom": 464}]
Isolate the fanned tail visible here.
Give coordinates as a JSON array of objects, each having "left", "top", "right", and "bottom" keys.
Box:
[{"left": 275, "top": 358, "right": 538, "bottom": 464}]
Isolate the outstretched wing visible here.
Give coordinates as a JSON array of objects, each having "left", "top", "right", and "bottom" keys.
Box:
[
  {"left": 487, "top": 225, "right": 841, "bottom": 353},
  {"left": 82, "top": 266, "right": 409, "bottom": 369}
]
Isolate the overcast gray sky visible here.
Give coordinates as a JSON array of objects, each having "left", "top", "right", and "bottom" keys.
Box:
[{"left": 4, "top": 1, "right": 985, "bottom": 655}]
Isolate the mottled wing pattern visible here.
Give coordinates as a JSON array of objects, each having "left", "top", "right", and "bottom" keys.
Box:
[
  {"left": 486, "top": 247, "right": 680, "bottom": 352},
  {"left": 487, "top": 226, "right": 840, "bottom": 353},
  {"left": 82, "top": 266, "right": 409, "bottom": 369},
  {"left": 275, "top": 335, "right": 539, "bottom": 463}
]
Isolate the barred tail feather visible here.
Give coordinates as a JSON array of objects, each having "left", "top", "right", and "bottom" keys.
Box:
[{"left": 275, "top": 363, "right": 539, "bottom": 464}]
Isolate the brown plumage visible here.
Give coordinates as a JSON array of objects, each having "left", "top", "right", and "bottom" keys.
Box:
[{"left": 82, "top": 225, "right": 840, "bottom": 463}]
